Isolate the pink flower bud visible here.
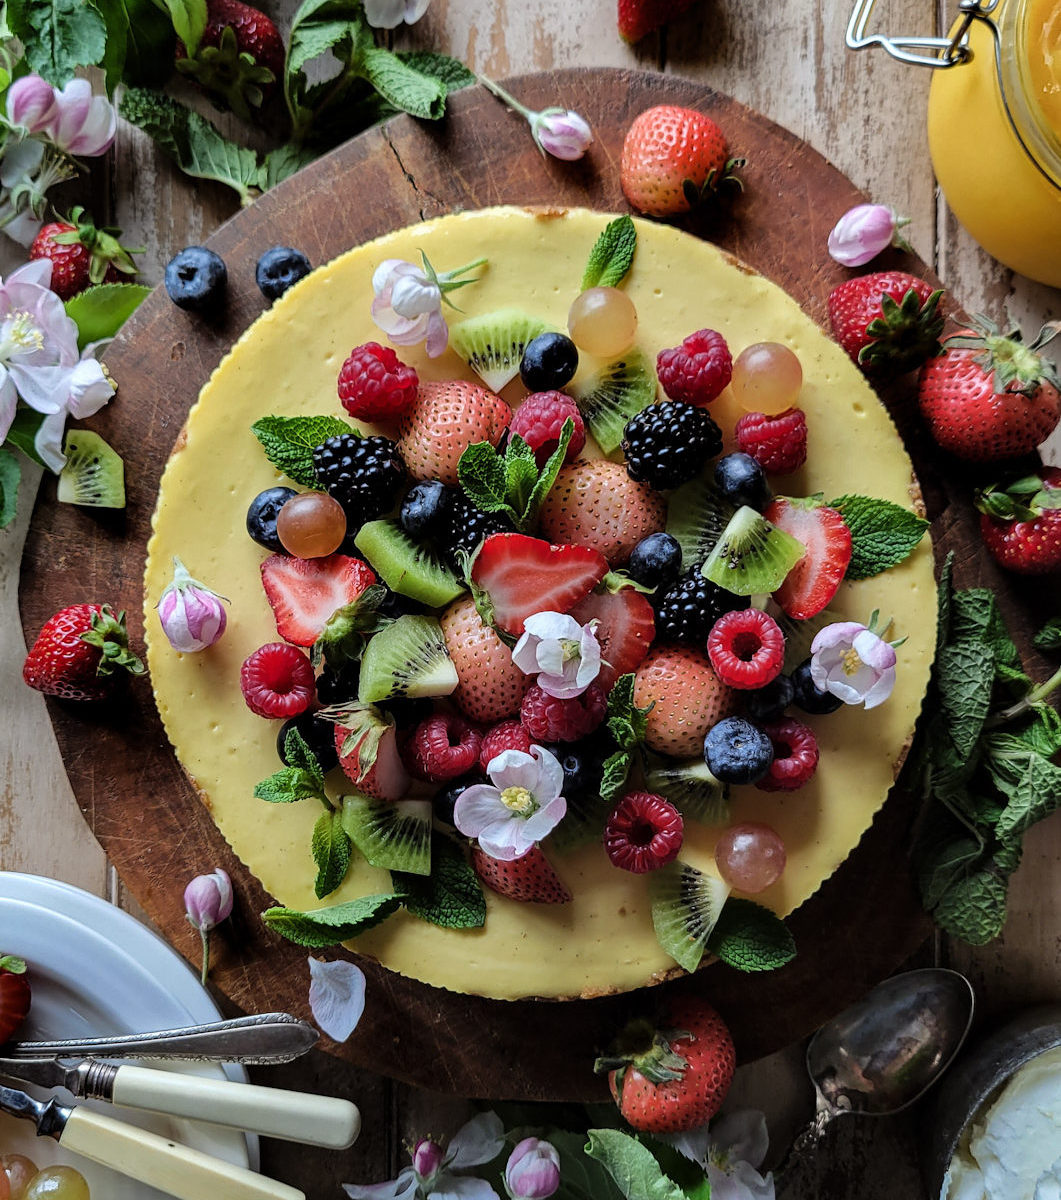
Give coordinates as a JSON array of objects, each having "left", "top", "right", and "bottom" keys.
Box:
[
  {"left": 49, "top": 79, "right": 117, "bottom": 157},
  {"left": 184, "top": 869, "right": 233, "bottom": 932},
  {"left": 531, "top": 108, "right": 594, "bottom": 161},
  {"left": 505, "top": 1138, "right": 561, "bottom": 1200},
  {"left": 412, "top": 1139, "right": 444, "bottom": 1179},
  {"left": 6, "top": 75, "right": 59, "bottom": 135},
  {"left": 827, "top": 203, "right": 909, "bottom": 267},
  {"left": 157, "top": 557, "right": 228, "bottom": 652}
]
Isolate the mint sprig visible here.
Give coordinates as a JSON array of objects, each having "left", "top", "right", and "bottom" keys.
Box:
[
  {"left": 829, "top": 494, "right": 929, "bottom": 580},
  {"left": 458, "top": 421, "right": 573, "bottom": 533},
  {"left": 254, "top": 729, "right": 329, "bottom": 805},
  {"left": 600, "top": 673, "right": 652, "bottom": 805},
  {"left": 312, "top": 809, "right": 352, "bottom": 899},
  {"left": 392, "top": 835, "right": 486, "bottom": 929},
  {"left": 251, "top": 414, "right": 355, "bottom": 489},
  {"left": 581, "top": 216, "right": 637, "bottom": 291},
  {"left": 262, "top": 893, "right": 402, "bottom": 947},
  {"left": 706, "top": 897, "right": 796, "bottom": 972},
  {"left": 7, "top": 0, "right": 107, "bottom": 86}
]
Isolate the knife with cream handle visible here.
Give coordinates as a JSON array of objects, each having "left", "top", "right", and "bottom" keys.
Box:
[
  {"left": 0, "top": 1058, "right": 360, "bottom": 1149},
  {"left": 0, "top": 1082, "right": 305, "bottom": 1200}
]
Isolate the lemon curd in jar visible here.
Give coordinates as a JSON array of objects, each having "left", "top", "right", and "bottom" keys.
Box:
[{"left": 927, "top": 0, "right": 1061, "bottom": 286}]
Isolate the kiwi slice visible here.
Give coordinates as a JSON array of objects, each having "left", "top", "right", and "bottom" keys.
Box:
[
  {"left": 649, "top": 859, "right": 731, "bottom": 973},
  {"left": 355, "top": 519, "right": 465, "bottom": 608},
  {"left": 450, "top": 309, "right": 549, "bottom": 392},
  {"left": 666, "top": 472, "right": 734, "bottom": 569},
  {"left": 570, "top": 349, "right": 656, "bottom": 453},
  {"left": 57, "top": 430, "right": 125, "bottom": 509},
  {"left": 358, "top": 613, "right": 458, "bottom": 704},
  {"left": 701, "top": 505, "right": 806, "bottom": 596},
  {"left": 342, "top": 794, "right": 432, "bottom": 875},
  {"left": 643, "top": 753, "right": 730, "bottom": 826}
]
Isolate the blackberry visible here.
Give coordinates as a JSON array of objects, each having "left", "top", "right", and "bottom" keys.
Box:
[
  {"left": 316, "top": 661, "right": 360, "bottom": 705},
  {"left": 621, "top": 401, "right": 723, "bottom": 490},
  {"left": 277, "top": 711, "right": 339, "bottom": 773},
  {"left": 313, "top": 434, "right": 406, "bottom": 527},
  {"left": 656, "top": 567, "right": 749, "bottom": 644},
  {"left": 437, "top": 488, "right": 514, "bottom": 570}
]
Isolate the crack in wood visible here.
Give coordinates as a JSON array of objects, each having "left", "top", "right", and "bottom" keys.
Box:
[{"left": 384, "top": 131, "right": 445, "bottom": 221}]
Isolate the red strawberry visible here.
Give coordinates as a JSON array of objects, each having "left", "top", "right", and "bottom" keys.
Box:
[
  {"left": 538, "top": 460, "right": 666, "bottom": 565},
  {"left": 260, "top": 554, "right": 376, "bottom": 647},
  {"left": 471, "top": 533, "right": 609, "bottom": 637},
  {"left": 332, "top": 705, "right": 410, "bottom": 802},
  {"left": 976, "top": 468, "right": 1061, "bottom": 573},
  {"left": 175, "top": 0, "right": 284, "bottom": 120},
  {"left": 618, "top": 0, "right": 697, "bottom": 43},
  {"left": 764, "top": 498, "right": 852, "bottom": 620},
  {"left": 917, "top": 320, "right": 1061, "bottom": 461},
  {"left": 569, "top": 587, "right": 656, "bottom": 692},
  {"left": 29, "top": 208, "right": 137, "bottom": 300},
  {"left": 633, "top": 645, "right": 738, "bottom": 757},
  {"left": 397, "top": 380, "right": 511, "bottom": 486},
  {"left": 827, "top": 271, "right": 944, "bottom": 374},
  {"left": 597, "top": 996, "right": 736, "bottom": 1133},
  {"left": 440, "top": 595, "right": 527, "bottom": 722},
  {"left": 620, "top": 105, "right": 741, "bottom": 218},
  {"left": 470, "top": 844, "right": 572, "bottom": 904},
  {"left": 23, "top": 604, "right": 145, "bottom": 702},
  {"left": 0, "top": 955, "right": 31, "bottom": 1045}
]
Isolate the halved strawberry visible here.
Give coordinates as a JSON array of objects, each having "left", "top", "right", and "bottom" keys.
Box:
[
  {"left": 470, "top": 844, "right": 572, "bottom": 904},
  {"left": 569, "top": 587, "right": 656, "bottom": 692},
  {"left": 260, "top": 554, "right": 376, "bottom": 646},
  {"left": 470, "top": 533, "right": 609, "bottom": 637},
  {"left": 0, "top": 955, "right": 31, "bottom": 1045},
  {"left": 764, "top": 498, "right": 852, "bottom": 620},
  {"left": 330, "top": 704, "right": 410, "bottom": 802}
]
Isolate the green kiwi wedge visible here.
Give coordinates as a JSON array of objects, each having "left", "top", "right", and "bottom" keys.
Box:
[
  {"left": 643, "top": 753, "right": 729, "bottom": 826},
  {"left": 354, "top": 519, "right": 465, "bottom": 608},
  {"left": 342, "top": 794, "right": 432, "bottom": 875},
  {"left": 666, "top": 471, "right": 734, "bottom": 569},
  {"left": 57, "top": 430, "right": 125, "bottom": 508},
  {"left": 450, "top": 309, "right": 549, "bottom": 392},
  {"left": 649, "top": 859, "right": 731, "bottom": 972},
  {"left": 570, "top": 349, "right": 656, "bottom": 453},
  {"left": 701, "top": 505, "right": 805, "bottom": 596},
  {"left": 358, "top": 614, "right": 458, "bottom": 704}
]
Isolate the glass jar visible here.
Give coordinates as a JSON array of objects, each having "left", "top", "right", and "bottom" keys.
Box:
[{"left": 847, "top": 0, "right": 1061, "bottom": 287}]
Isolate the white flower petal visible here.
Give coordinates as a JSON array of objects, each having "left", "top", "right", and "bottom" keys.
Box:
[
  {"left": 404, "top": 0, "right": 432, "bottom": 21},
  {"left": 862, "top": 667, "right": 896, "bottom": 709},
  {"left": 424, "top": 309, "right": 449, "bottom": 357},
  {"left": 430, "top": 1178, "right": 500, "bottom": 1200},
  {"left": 529, "top": 745, "right": 564, "bottom": 801},
  {"left": 363, "top": 0, "right": 408, "bottom": 27},
  {"left": 391, "top": 273, "right": 441, "bottom": 318},
  {"left": 445, "top": 1112, "right": 506, "bottom": 1169},
  {"left": 453, "top": 785, "right": 506, "bottom": 838},
  {"left": 853, "top": 628, "right": 897, "bottom": 671},
  {"left": 521, "top": 794, "right": 567, "bottom": 843},
  {"left": 32, "top": 408, "right": 68, "bottom": 472},
  {"left": 0, "top": 378, "right": 16, "bottom": 442},
  {"left": 708, "top": 1111, "right": 770, "bottom": 1170},
  {"left": 308, "top": 957, "right": 367, "bottom": 1042},
  {"left": 487, "top": 749, "right": 540, "bottom": 792},
  {"left": 345, "top": 1167, "right": 419, "bottom": 1200},
  {"left": 7, "top": 258, "right": 53, "bottom": 289},
  {"left": 524, "top": 611, "right": 581, "bottom": 640},
  {"left": 511, "top": 632, "right": 541, "bottom": 675}
]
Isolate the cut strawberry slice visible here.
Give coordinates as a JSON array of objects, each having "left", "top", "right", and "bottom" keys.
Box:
[
  {"left": 260, "top": 554, "right": 377, "bottom": 646},
  {"left": 470, "top": 844, "right": 572, "bottom": 904},
  {"left": 569, "top": 587, "right": 656, "bottom": 692},
  {"left": 764, "top": 498, "right": 852, "bottom": 620},
  {"left": 470, "top": 533, "right": 609, "bottom": 636}
]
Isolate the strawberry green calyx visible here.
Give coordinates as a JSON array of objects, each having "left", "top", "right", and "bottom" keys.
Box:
[
  {"left": 681, "top": 155, "right": 746, "bottom": 209},
  {"left": 321, "top": 702, "right": 394, "bottom": 784},
  {"left": 53, "top": 207, "right": 139, "bottom": 284},
  {"left": 945, "top": 317, "right": 1061, "bottom": 398},
  {"left": 860, "top": 286, "right": 944, "bottom": 372},
  {"left": 79, "top": 606, "right": 146, "bottom": 679},
  {"left": 176, "top": 25, "right": 276, "bottom": 121},
  {"left": 313, "top": 583, "right": 390, "bottom": 669},
  {"left": 977, "top": 474, "right": 1061, "bottom": 523},
  {"left": 593, "top": 1016, "right": 691, "bottom": 1084},
  {"left": 0, "top": 955, "right": 27, "bottom": 973}
]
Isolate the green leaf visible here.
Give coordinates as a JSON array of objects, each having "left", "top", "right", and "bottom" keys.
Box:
[
  {"left": 504, "top": 435, "right": 540, "bottom": 517},
  {"left": 261, "top": 893, "right": 402, "bottom": 947},
  {"left": 7, "top": 0, "right": 108, "bottom": 84},
  {"left": 524, "top": 420, "right": 573, "bottom": 527},
  {"left": 606, "top": 673, "right": 651, "bottom": 751},
  {"left": 931, "top": 863, "right": 1010, "bottom": 945},
  {"left": 1035, "top": 617, "right": 1061, "bottom": 651},
  {"left": 458, "top": 441, "right": 512, "bottom": 513},
  {"left": 584, "top": 1130, "right": 685, "bottom": 1200},
  {"left": 358, "top": 45, "right": 447, "bottom": 120},
  {"left": 312, "top": 808, "right": 352, "bottom": 899},
  {"left": 581, "top": 216, "right": 637, "bottom": 291},
  {"left": 991, "top": 750, "right": 1061, "bottom": 840},
  {"left": 395, "top": 51, "right": 475, "bottom": 94},
  {"left": 119, "top": 88, "right": 265, "bottom": 205},
  {"left": 599, "top": 749, "right": 632, "bottom": 806},
  {"left": 392, "top": 835, "right": 485, "bottom": 929},
  {"left": 829, "top": 494, "right": 929, "bottom": 580},
  {"left": 706, "top": 897, "right": 796, "bottom": 972},
  {"left": 64, "top": 284, "right": 151, "bottom": 351},
  {"left": 937, "top": 640, "right": 995, "bottom": 758},
  {"left": 106, "top": 0, "right": 174, "bottom": 87},
  {"left": 535, "top": 1130, "right": 624, "bottom": 1200},
  {"left": 251, "top": 414, "right": 354, "bottom": 488},
  {"left": 936, "top": 551, "right": 954, "bottom": 651},
  {"left": 0, "top": 447, "right": 20, "bottom": 530},
  {"left": 160, "top": 0, "right": 206, "bottom": 54},
  {"left": 262, "top": 142, "right": 318, "bottom": 189},
  {"left": 916, "top": 831, "right": 982, "bottom": 910},
  {"left": 949, "top": 587, "right": 1022, "bottom": 680},
  {"left": 4, "top": 410, "right": 45, "bottom": 468},
  {"left": 254, "top": 730, "right": 327, "bottom": 804}
]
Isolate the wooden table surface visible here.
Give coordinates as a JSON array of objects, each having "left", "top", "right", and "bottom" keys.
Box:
[{"left": 2, "top": 1, "right": 1059, "bottom": 1196}]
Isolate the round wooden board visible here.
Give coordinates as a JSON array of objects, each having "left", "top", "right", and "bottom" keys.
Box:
[{"left": 19, "top": 68, "right": 1053, "bottom": 1101}]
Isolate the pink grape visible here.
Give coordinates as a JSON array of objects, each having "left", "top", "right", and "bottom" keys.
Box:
[
  {"left": 730, "top": 342, "right": 802, "bottom": 414},
  {"left": 715, "top": 822, "right": 786, "bottom": 892}
]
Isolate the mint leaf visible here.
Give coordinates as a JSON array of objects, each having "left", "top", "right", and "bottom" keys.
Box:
[
  {"left": 990, "top": 749, "right": 1061, "bottom": 840},
  {"left": 1035, "top": 617, "right": 1061, "bottom": 651},
  {"left": 251, "top": 414, "right": 353, "bottom": 488},
  {"left": 284, "top": 727, "right": 326, "bottom": 786},
  {"left": 457, "top": 421, "right": 573, "bottom": 532},
  {"left": 917, "top": 831, "right": 982, "bottom": 909},
  {"left": 312, "top": 809, "right": 352, "bottom": 899},
  {"left": 262, "top": 893, "right": 402, "bottom": 947},
  {"left": 359, "top": 44, "right": 447, "bottom": 119},
  {"left": 931, "top": 861, "right": 1010, "bottom": 945},
  {"left": 102, "top": 0, "right": 175, "bottom": 87},
  {"left": 160, "top": 0, "right": 206, "bottom": 53},
  {"left": 706, "top": 897, "right": 796, "bottom": 972},
  {"left": 585, "top": 1130, "right": 685, "bottom": 1200},
  {"left": 65, "top": 284, "right": 151, "bottom": 351},
  {"left": 0, "top": 448, "right": 20, "bottom": 530},
  {"left": 581, "top": 216, "right": 637, "bottom": 291},
  {"left": 262, "top": 143, "right": 318, "bottom": 189},
  {"left": 504, "top": 436, "right": 540, "bottom": 517},
  {"left": 936, "top": 552, "right": 954, "bottom": 650},
  {"left": 524, "top": 420, "right": 573, "bottom": 526},
  {"left": 599, "top": 749, "right": 632, "bottom": 806},
  {"left": 606, "top": 673, "right": 651, "bottom": 751},
  {"left": 459, "top": 441, "right": 512, "bottom": 514},
  {"left": 392, "top": 835, "right": 485, "bottom": 929},
  {"left": 4, "top": 410, "right": 46, "bottom": 468},
  {"left": 395, "top": 51, "right": 475, "bottom": 93},
  {"left": 254, "top": 731, "right": 327, "bottom": 804},
  {"left": 8, "top": 0, "right": 108, "bottom": 84},
  {"left": 938, "top": 640, "right": 995, "bottom": 758},
  {"left": 949, "top": 588, "right": 1022, "bottom": 680},
  {"left": 829, "top": 494, "right": 929, "bottom": 580}
]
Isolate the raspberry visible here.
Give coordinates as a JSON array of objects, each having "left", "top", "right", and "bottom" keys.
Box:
[
  {"left": 621, "top": 401, "right": 723, "bottom": 490},
  {"left": 756, "top": 716, "right": 819, "bottom": 791},
  {"left": 406, "top": 713, "right": 483, "bottom": 782},
  {"left": 707, "top": 609, "right": 785, "bottom": 690},
  {"left": 337, "top": 342, "right": 419, "bottom": 421},
  {"left": 656, "top": 329, "right": 733, "bottom": 406},
  {"left": 240, "top": 643, "right": 315, "bottom": 718},
  {"left": 604, "top": 791, "right": 684, "bottom": 873},
  {"left": 735, "top": 407, "right": 808, "bottom": 474},
  {"left": 510, "top": 392, "right": 587, "bottom": 467},
  {"left": 479, "top": 719, "right": 532, "bottom": 774},
  {"left": 520, "top": 683, "right": 607, "bottom": 743}
]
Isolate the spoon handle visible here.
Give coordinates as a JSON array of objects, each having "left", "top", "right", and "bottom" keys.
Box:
[{"left": 776, "top": 1100, "right": 836, "bottom": 1179}]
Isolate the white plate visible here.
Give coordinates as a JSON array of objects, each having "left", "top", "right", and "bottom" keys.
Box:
[{"left": 0, "top": 871, "right": 258, "bottom": 1198}]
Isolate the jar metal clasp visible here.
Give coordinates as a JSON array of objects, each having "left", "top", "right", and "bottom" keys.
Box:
[{"left": 846, "top": 0, "right": 1002, "bottom": 67}]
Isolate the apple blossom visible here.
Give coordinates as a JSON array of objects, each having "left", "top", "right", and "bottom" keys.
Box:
[
  {"left": 809, "top": 617, "right": 898, "bottom": 710},
  {"left": 184, "top": 868, "right": 234, "bottom": 983},
  {"left": 363, "top": 0, "right": 431, "bottom": 27},
  {"left": 662, "top": 1109, "right": 775, "bottom": 1200},
  {"left": 307, "top": 957, "right": 366, "bottom": 1042},
  {"left": 827, "top": 203, "right": 911, "bottom": 267},
  {"left": 512, "top": 611, "right": 602, "bottom": 698},
  {"left": 157, "top": 558, "right": 229, "bottom": 652},
  {"left": 371, "top": 253, "right": 486, "bottom": 358},
  {"left": 454, "top": 746, "right": 567, "bottom": 861},
  {"left": 5, "top": 75, "right": 59, "bottom": 136},
  {"left": 504, "top": 1138, "right": 560, "bottom": 1200},
  {"left": 478, "top": 76, "right": 593, "bottom": 162},
  {"left": 47, "top": 79, "right": 117, "bottom": 157}
]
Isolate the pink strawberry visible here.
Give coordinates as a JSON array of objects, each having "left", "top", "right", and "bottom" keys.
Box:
[
  {"left": 440, "top": 595, "right": 527, "bottom": 722},
  {"left": 568, "top": 587, "right": 656, "bottom": 692},
  {"left": 470, "top": 844, "right": 572, "bottom": 904},
  {"left": 397, "top": 380, "right": 511, "bottom": 486},
  {"left": 332, "top": 705, "right": 410, "bottom": 802},
  {"left": 764, "top": 498, "right": 852, "bottom": 620},
  {"left": 259, "top": 554, "right": 376, "bottom": 647},
  {"left": 538, "top": 460, "right": 666, "bottom": 565},
  {"left": 633, "top": 646, "right": 738, "bottom": 757},
  {"left": 827, "top": 271, "right": 944, "bottom": 374}
]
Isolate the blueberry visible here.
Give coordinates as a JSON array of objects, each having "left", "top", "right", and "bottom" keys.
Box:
[
  {"left": 432, "top": 776, "right": 483, "bottom": 829},
  {"left": 256, "top": 246, "right": 312, "bottom": 301},
  {"left": 791, "top": 658, "right": 843, "bottom": 714},
  {"left": 744, "top": 673, "right": 795, "bottom": 722},
  {"left": 626, "top": 532, "right": 683, "bottom": 591},
  {"left": 277, "top": 711, "right": 339, "bottom": 773},
  {"left": 316, "top": 661, "right": 361, "bottom": 706},
  {"left": 247, "top": 486, "right": 298, "bottom": 552},
  {"left": 519, "top": 332, "right": 579, "bottom": 392},
  {"left": 703, "top": 716, "right": 774, "bottom": 784},
  {"left": 714, "top": 452, "right": 772, "bottom": 511},
  {"left": 165, "top": 246, "right": 227, "bottom": 311},
  {"left": 400, "top": 480, "right": 448, "bottom": 540}
]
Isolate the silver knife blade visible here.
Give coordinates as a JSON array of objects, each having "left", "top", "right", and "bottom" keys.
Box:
[
  {"left": 0, "top": 1082, "right": 71, "bottom": 1139},
  {"left": 0, "top": 1058, "right": 93, "bottom": 1095}
]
